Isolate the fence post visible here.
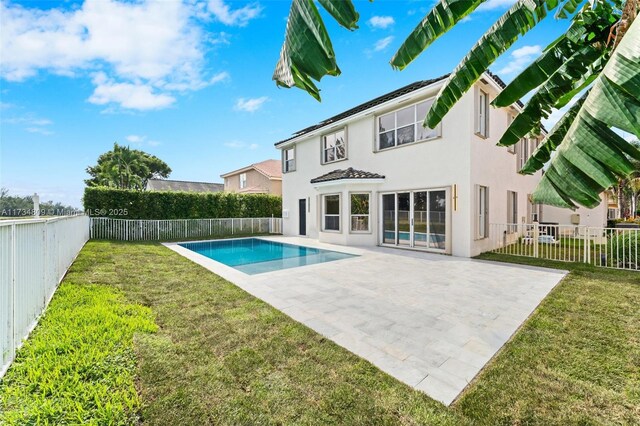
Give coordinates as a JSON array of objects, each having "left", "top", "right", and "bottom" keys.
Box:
[
  {"left": 232, "top": 218, "right": 234, "bottom": 235},
  {"left": 583, "top": 226, "right": 590, "bottom": 264},
  {"left": 9, "top": 224, "right": 16, "bottom": 370},
  {"left": 533, "top": 221, "right": 539, "bottom": 258}
]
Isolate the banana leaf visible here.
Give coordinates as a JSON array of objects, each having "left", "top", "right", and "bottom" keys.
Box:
[
  {"left": 499, "top": 45, "right": 606, "bottom": 147},
  {"left": 272, "top": 0, "right": 360, "bottom": 101},
  {"left": 390, "top": 0, "right": 487, "bottom": 70},
  {"left": 425, "top": 0, "right": 562, "bottom": 128},
  {"left": 520, "top": 93, "right": 586, "bottom": 174},
  {"left": 532, "top": 18, "right": 640, "bottom": 208},
  {"left": 494, "top": 0, "right": 616, "bottom": 107}
]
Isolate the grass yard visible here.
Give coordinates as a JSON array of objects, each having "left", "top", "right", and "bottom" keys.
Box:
[{"left": 1, "top": 241, "right": 639, "bottom": 425}]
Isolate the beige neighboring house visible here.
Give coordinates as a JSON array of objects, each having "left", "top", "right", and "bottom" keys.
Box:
[
  {"left": 146, "top": 179, "right": 224, "bottom": 193},
  {"left": 220, "top": 159, "right": 282, "bottom": 196}
]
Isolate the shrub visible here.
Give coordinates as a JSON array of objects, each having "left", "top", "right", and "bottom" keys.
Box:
[
  {"left": 608, "top": 231, "right": 640, "bottom": 268},
  {"left": 83, "top": 187, "right": 281, "bottom": 219}
]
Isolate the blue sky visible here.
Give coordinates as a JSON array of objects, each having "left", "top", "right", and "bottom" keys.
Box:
[{"left": 0, "top": 0, "right": 571, "bottom": 208}]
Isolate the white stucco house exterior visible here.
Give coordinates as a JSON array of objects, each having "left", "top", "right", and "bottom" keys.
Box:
[{"left": 274, "top": 72, "right": 589, "bottom": 257}]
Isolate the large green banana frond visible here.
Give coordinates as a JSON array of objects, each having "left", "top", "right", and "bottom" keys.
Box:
[
  {"left": 499, "top": 45, "right": 607, "bottom": 147},
  {"left": 272, "top": 0, "right": 361, "bottom": 101},
  {"left": 532, "top": 17, "right": 640, "bottom": 208},
  {"left": 425, "top": 0, "right": 563, "bottom": 128},
  {"left": 390, "top": 0, "right": 487, "bottom": 70},
  {"left": 492, "top": 0, "right": 614, "bottom": 107},
  {"left": 520, "top": 93, "right": 587, "bottom": 174}
]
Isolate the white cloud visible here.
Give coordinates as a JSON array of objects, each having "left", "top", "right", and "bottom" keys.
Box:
[
  {"left": 88, "top": 73, "right": 175, "bottom": 110},
  {"left": 26, "top": 127, "right": 54, "bottom": 136},
  {"left": 124, "top": 134, "right": 161, "bottom": 147},
  {"left": 0, "top": 0, "right": 234, "bottom": 111},
  {"left": 208, "top": 0, "right": 262, "bottom": 27},
  {"left": 498, "top": 45, "right": 542, "bottom": 75},
  {"left": 126, "top": 135, "right": 145, "bottom": 143},
  {"left": 374, "top": 36, "right": 394, "bottom": 52},
  {"left": 224, "top": 140, "right": 258, "bottom": 150},
  {"left": 477, "top": 0, "right": 518, "bottom": 11},
  {"left": 2, "top": 112, "right": 53, "bottom": 135},
  {"left": 368, "top": 16, "right": 394, "bottom": 29},
  {"left": 234, "top": 96, "right": 268, "bottom": 112}
]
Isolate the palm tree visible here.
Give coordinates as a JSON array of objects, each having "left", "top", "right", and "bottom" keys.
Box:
[
  {"left": 273, "top": 0, "right": 640, "bottom": 209},
  {"left": 85, "top": 143, "right": 171, "bottom": 190}
]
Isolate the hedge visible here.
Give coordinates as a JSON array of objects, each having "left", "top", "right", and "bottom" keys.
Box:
[{"left": 83, "top": 187, "right": 281, "bottom": 219}]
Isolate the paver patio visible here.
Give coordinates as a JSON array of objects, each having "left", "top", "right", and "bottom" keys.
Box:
[{"left": 166, "top": 237, "right": 566, "bottom": 405}]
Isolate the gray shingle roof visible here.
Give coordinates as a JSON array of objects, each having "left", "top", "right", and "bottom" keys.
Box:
[
  {"left": 275, "top": 71, "right": 535, "bottom": 146},
  {"left": 276, "top": 75, "right": 449, "bottom": 146},
  {"left": 310, "top": 168, "right": 385, "bottom": 184},
  {"left": 146, "top": 179, "right": 224, "bottom": 193}
]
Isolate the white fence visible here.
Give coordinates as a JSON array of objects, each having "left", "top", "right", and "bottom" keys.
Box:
[
  {"left": 487, "top": 223, "right": 639, "bottom": 270},
  {"left": 1, "top": 215, "right": 90, "bottom": 376},
  {"left": 90, "top": 217, "right": 283, "bottom": 241}
]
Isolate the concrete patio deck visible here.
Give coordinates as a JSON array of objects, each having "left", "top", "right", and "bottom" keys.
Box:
[{"left": 165, "top": 237, "right": 566, "bottom": 405}]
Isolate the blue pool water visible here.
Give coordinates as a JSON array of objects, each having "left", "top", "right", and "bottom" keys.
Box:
[{"left": 179, "top": 238, "right": 356, "bottom": 275}]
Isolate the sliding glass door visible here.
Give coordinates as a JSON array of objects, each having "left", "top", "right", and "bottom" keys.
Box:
[
  {"left": 380, "top": 189, "right": 448, "bottom": 252},
  {"left": 382, "top": 194, "right": 396, "bottom": 244}
]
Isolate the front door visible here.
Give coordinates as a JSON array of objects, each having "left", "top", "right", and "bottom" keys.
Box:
[
  {"left": 380, "top": 189, "right": 448, "bottom": 252},
  {"left": 299, "top": 199, "right": 306, "bottom": 236}
]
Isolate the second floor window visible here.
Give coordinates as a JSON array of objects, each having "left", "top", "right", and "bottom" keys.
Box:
[
  {"left": 239, "top": 173, "right": 247, "bottom": 189},
  {"left": 283, "top": 147, "right": 296, "bottom": 173},
  {"left": 322, "top": 129, "right": 346, "bottom": 163},
  {"left": 377, "top": 99, "right": 439, "bottom": 151},
  {"left": 476, "top": 89, "right": 489, "bottom": 138}
]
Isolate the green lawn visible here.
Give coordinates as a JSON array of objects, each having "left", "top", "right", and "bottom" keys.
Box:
[{"left": 1, "top": 242, "right": 638, "bottom": 425}]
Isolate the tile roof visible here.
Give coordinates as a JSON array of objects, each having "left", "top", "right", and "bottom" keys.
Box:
[
  {"left": 252, "top": 159, "right": 282, "bottom": 179},
  {"left": 220, "top": 159, "right": 282, "bottom": 179},
  {"left": 146, "top": 179, "right": 224, "bottom": 193},
  {"left": 310, "top": 167, "right": 385, "bottom": 184}
]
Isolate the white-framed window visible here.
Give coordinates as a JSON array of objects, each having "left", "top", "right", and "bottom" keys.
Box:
[
  {"left": 608, "top": 208, "right": 619, "bottom": 220},
  {"left": 322, "top": 194, "right": 341, "bottom": 232},
  {"left": 477, "top": 185, "right": 489, "bottom": 239},
  {"left": 283, "top": 147, "right": 296, "bottom": 173},
  {"left": 350, "top": 193, "right": 370, "bottom": 233},
  {"left": 377, "top": 98, "right": 440, "bottom": 151},
  {"left": 507, "top": 190, "right": 518, "bottom": 232},
  {"left": 476, "top": 89, "right": 489, "bottom": 138},
  {"left": 322, "top": 129, "right": 347, "bottom": 164},
  {"left": 517, "top": 138, "right": 529, "bottom": 171},
  {"left": 239, "top": 173, "right": 247, "bottom": 189}
]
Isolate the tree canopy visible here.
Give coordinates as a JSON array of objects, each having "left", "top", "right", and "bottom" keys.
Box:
[{"left": 85, "top": 143, "right": 171, "bottom": 190}]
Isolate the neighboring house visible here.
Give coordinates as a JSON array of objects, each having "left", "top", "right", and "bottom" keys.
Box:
[
  {"left": 275, "top": 72, "right": 547, "bottom": 257},
  {"left": 538, "top": 193, "right": 610, "bottom": 228},
  {"left": 146, "top": 179, "right": 224, "bottom": 193},
  {"left": 220, "top": 159, "right": 282, "bottom": 196}
]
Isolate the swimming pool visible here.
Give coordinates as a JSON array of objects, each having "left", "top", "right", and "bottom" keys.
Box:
[{"left": 179, "top": 238, "right": 356, "bottom": 275}]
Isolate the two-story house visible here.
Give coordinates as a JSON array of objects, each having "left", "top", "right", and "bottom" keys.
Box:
[
  {"left": 275, "top": 72, "right": 545, "bottom": 257},
  {"left": 220, "top": 159, "right": 282, "bottom": 196}
]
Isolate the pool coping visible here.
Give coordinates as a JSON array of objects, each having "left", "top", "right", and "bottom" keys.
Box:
[{"left": 163, "top": 236, "right": 365, "bottom": 284}]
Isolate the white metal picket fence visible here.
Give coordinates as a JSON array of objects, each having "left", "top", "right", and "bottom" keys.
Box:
[
  {"left": 90, "top": 217, "right": 283, "bottom": 241},
  {"left": 0, "top": 215, "right": 90, "bottom": 376},
  {"left": 487, "top": 223, "right": 639, "bottom": 270}
]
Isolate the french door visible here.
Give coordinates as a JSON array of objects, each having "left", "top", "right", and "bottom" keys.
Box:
[{"left": 381, "top": 189, "right": 447, "bottom": 252}]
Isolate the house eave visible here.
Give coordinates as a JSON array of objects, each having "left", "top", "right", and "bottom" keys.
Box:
[{"left": 311, "top": 178, "right": 385, "bottom": 189}]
